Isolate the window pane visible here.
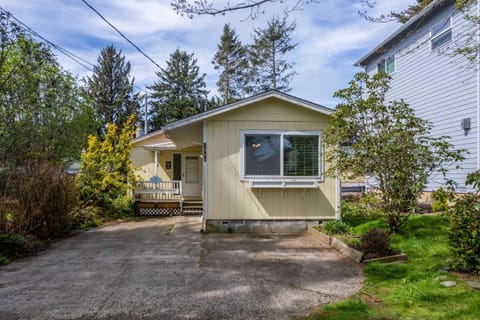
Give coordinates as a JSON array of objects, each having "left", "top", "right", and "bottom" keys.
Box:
[
  {"left": 283, "top": 135, "right": 319, "bottom": 176},
  {"left": 245, "top": 134, "right": 281, "bottom": 176},
  {"left": 432, "top": 19, "right": 450, "bottom": 37},
  {"left": 432, "top": 29, "right": 452, "bottom": 49},
  {"left": 386, "top": 56, "right": 395, "bottom": 74},
  {"left": 377, "top": 60, "right": 385, "bottom": 73}
]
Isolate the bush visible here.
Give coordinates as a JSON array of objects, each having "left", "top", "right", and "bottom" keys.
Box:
[
  {"left": 358, "top": 228, "right": 396, "bottom": 259},
  {"left": 448, "top": 193, "right": 480, "bottom": 274},
  {"left": 0, "top": 232, "right": 28, "bottom": 257},
  {"left": 323, "top": 220, "right": 351, "bottom": 235},
  {"left": 341, "top": 194, "right": 384, "bottom": 226},
  {"left": 1, "top": 161, "right": 79, "bottom": 238},
  {"left": 432, "top": 187, "right": 449, "bottom": 212},
  {"left": 110, "top": 195, "right": 134, "bottom": 217}
]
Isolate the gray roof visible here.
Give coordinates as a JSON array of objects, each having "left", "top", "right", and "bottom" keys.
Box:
[
  {"left": 355, "top": 0, "right": 453, "bottom": 67},
  {"left": 162, "top": 90, "right": 333, "bottom": 131}
]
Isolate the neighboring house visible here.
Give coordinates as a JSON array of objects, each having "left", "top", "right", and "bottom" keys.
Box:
[
  {"left": 131, "top": 90, "right": 339, "bottom": 232},
  {"left": 355, "top": 0, "right": 478, "bottom": 192}
]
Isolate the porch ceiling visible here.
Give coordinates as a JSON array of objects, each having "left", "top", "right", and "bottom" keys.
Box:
[{"left": 165, "top": 122, "right": 203, "bottom": 149}]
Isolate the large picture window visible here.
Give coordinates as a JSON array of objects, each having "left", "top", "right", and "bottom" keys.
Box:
[{"left": 242, "top": 131, "right": 322, "bottom": 179}]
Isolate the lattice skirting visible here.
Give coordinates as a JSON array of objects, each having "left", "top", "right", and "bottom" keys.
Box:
[{"left": 138, "top": 207, "right": 182, "bottom": 216}]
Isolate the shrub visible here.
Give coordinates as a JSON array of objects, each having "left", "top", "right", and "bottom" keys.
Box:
[
  {"left": 323, "top": 220, "right": 351, "bottom": 235},
  {"left": 111, "top": 195, "right": 134, "bottom": 217},
  {"left": 359, "top": 228, "right": 396, "bottom": 259},
  {"left": 2, "top": 161, "right": 79, "bottom": 238},
  {"left": 0, "top": 233, "right": 28, "bottom": 257},
  {"left": 432, "top": 187, "right": 449, "bottom": 212},
  {"left": 341, "top": 194, "right": 384, "bottom": 226},
  {"left": 448, "top": 194, "right": 480, "bottom": 274}
]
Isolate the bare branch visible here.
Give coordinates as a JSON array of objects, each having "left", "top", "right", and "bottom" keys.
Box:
[{"left": 171, "top": 0, "right": 316, "bottom": 19}]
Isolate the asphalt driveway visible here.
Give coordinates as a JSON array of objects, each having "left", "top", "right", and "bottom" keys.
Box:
[{"left": 0, "top": 216, "right": 363, "bottom": 320}]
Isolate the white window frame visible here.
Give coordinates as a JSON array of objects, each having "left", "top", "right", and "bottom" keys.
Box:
[
  {"left": 431, "top": 17, "right": 452, "bottom": 50},
  {"left": 377, "top": 55, "right": 395, "bottom": 74},
  {"left": 240, "top": 130, "right": 324, "bottom": 187}
]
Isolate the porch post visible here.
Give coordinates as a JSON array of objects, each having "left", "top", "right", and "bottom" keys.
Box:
[{"left": 154, "top": 150, "right": 158, "bottom": 177}]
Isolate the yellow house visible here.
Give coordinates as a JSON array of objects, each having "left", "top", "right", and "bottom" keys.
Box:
[{"left": 131, "top": 90, "right": 340, "bottom": 232}]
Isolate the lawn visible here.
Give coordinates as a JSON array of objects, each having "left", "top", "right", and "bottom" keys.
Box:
[{"left": 305, "top": 214, "right": 480, "bottom": 320}]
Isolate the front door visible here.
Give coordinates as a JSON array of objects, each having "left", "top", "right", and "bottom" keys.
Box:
[{"left": 182, "top": 153, "right": 202, "bottom": 198}]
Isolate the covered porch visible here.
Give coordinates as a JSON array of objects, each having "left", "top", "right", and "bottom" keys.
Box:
[{"left": 131, "top": 131, "right": 203, "bottom": 216}]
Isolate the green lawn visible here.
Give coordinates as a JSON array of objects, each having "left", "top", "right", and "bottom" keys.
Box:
[{"left": 305, "top": 215, "right": 480, "bottom": 320}]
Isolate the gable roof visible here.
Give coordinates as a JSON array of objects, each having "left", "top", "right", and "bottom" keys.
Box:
[
  {"left": 162, "top": 90, "right": 333, "bottom": 131},
  {"left": 355, "top": 0, "right": 453, "bottom": 67}
]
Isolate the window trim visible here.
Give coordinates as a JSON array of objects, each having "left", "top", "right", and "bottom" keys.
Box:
[
  {"left": 239, "top": 130, "right": 324, "bottom": 183},
  {"left": 431, "top": 17, "right": 452, "bottom": 51},
  {"left": 377, "top": 55, "right": 395, "bottom": 74}
]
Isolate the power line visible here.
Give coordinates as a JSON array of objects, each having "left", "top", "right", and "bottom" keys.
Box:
[
  {"left": 80, "top": 0, "right": 162, "bottom": 69},
  {"left": 0, "top": 7, "right": 149, "bottom": 94},
  {"left": 0, "top": 6, "right": 94, "bottom": 72}
]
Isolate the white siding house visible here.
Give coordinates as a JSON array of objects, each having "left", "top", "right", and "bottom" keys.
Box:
[{"left": 355, "top": 0, "right": 479, "bottom": 192}]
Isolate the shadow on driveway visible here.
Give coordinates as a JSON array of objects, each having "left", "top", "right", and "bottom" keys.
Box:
[{"left": 0, "top": 216, "right": 363, "bottom": 320}]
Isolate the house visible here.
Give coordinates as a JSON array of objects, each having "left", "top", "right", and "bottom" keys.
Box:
[
  {"left": 131, "top": 90, "right": 339, "bottom": 232},
  {"left": 355, "top": 0, "right": 478, "bottom": 192}
]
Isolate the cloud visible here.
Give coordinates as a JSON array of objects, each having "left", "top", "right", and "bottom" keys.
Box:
[{"left": 1, "top": 0, "right": 413, "bottom": 107}]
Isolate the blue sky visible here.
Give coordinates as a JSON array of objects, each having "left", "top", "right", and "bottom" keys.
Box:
[{"left": 1, "top": 0, "right": 412, "bottom": 107}]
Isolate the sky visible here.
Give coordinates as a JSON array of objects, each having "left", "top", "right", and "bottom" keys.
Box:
[{"left": 1, "top": 0, "right": 413, "bottom": 107}]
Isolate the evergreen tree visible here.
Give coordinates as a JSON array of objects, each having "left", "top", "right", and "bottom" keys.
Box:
[
  {"left": 85, "top": 45, "right": 140, "bottom": 135},
  {"left": 212, "top": 23, "right": 248, "bottom": 104},
  {"left": 149, "top": 49, "right": 208, "bottom": 130},
  {"left": 391, "top": 0, "right": 434, "bottom": 23},
  {"left": 249, "top": 17, "right": 298, "bottom": 93}
]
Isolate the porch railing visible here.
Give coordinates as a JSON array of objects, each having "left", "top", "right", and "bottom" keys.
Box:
[{"left": 134, "top": 180, "right": 182, "bottom": 202}]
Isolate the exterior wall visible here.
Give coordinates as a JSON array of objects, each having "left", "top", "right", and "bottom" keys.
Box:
[
  {"left": 363, "top": 3, "right": 478, "bottom": 192},
  {"left": 205, "top": 98, "right": 338, "bottom": 221},
  {"left": 131, "top": 147, "right": 176, "bottom": 182}
]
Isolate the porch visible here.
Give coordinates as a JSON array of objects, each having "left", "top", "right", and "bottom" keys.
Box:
[{"left": 134, "top": 180, "right": 203, "bottom": 216}]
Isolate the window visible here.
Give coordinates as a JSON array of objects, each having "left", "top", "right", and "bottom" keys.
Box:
[
  {"left": 386, "top": 56, "right": 395, "bottom": 74},
  {"left": 241, "top": 131, "right": 322, "bottom": 180},
  {"left": 377, "top": 55, "right": 395, "bottom": 74},
  {"left": 431, "top": 17, "right": 452, "bottom": 50}
]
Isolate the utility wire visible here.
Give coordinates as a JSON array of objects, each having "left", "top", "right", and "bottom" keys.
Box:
[
  {"left": 0, "top": 6, "right": 94, "bottom": 72},
  {"left": 80, "top": 0, "right": 162, "bottom": 69},
  {"left": 0, "top": 6, "right": 149, "bottom": 94}
]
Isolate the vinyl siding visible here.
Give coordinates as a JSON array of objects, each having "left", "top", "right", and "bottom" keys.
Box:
[
  {"left": 364, "top": 3, "right": 478, "bottom": 192},
  {"left": 205, "top": 98, "right": 338, "bottom": 220}
]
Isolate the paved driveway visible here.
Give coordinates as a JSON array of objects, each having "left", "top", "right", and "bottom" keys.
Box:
[{"left": 0, "top": 217, "right": 363, "bottom": 320}]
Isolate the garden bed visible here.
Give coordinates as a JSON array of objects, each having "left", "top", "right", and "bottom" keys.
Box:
[{"left": 308, "top": 226, "right": 407, "bottom": 264}]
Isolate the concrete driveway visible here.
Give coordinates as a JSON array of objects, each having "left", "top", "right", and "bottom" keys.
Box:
[{"left": 0, "top": 216, "right": 363, "bottom": 320}]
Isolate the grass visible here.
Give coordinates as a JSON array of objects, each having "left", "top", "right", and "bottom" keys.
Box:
[{"left": 305, "top": 215, "right": 480, "bottom": 320}]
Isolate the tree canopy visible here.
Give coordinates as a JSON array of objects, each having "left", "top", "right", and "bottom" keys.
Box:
[
  {"left": 148, "top": 48, "right": 209, "bottom": 130},
  {"left": 249, "top": 16, "right": 297, "bottom": 93},
  {"left": 212, "top": 23, "right": 249, "bottom": 104},
  {"left": 84, "top": 45, "right": 140, "bottom": 136},
  {"left": 324, "top": 72, "right": 464, "bottom": 233}
]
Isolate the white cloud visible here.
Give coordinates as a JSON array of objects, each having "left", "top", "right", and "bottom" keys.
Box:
[{"left": 1, "top": 0, "right": 413, "bottom": 106}]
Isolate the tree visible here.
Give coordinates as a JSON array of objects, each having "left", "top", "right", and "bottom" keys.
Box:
[
  {"left": 171, "top": 0, "right": 316, "bottom": 19},
  {"left": 0, "top": 11, "right": 95, "bottom": 167},
  {"left": 390, "top": 0, "right": 434, "bottom": 23},
  {"left": 249, "top": 17, "right": 297, "bottom": 93},
  {"left": 85, "top": 45, "right": 140, "bottom": 135},
  {"left": 149, "top": 49, "right": 208, "bottom": 130},
  {"left": 324, "top": 72, "right": 464, "bottom": 233},
  {"left": 212, "top": 23, "right": 248, "bottom": 104},
  {"left": 77, "top": 115, "right": 137, "bottom": 213}
]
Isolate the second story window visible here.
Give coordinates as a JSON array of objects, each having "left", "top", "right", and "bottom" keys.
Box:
[
  {"left": 431, "top": 17, "right": 452, "bottom": 50},
  {"left": 377, "top": 55, "right": 395, "bottom": 74}
]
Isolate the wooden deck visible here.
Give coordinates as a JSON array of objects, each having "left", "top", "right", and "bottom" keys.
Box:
[{"left": 134, "top": 181, "right": 203, "bottom": 215}]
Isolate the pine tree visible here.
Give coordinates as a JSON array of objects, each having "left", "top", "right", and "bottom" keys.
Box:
[
  {"left": 212, "top": 23, "right": 248, "bottom": 104},
  {"left": 149, "top": 49, "right": 209, "bottom": 130},
  {"left": 249, "top": 17, "right": 298, "bottom": 93},
  {"left": 85, "top": 45, "right": 140, "bottom": 135}
]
